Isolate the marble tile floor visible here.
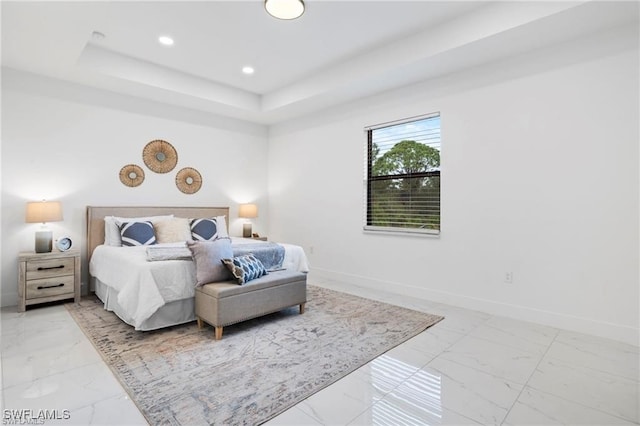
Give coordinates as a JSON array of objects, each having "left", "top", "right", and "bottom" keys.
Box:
[{"left": 1, "top": 276, "right": 638, "bottom": 425}]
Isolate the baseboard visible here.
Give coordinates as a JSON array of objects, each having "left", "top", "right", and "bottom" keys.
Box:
[{"left": 311, "top": 268, "right": 639, "bottom": 347}]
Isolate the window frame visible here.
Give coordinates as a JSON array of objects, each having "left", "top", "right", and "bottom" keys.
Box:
[{"left": 364, "top": 112, "right": 441, "bottom": 236}]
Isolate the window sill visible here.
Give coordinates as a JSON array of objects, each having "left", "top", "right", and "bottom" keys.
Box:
[{"left": 363, "top": 226, "right": 440, "bottom": 238}]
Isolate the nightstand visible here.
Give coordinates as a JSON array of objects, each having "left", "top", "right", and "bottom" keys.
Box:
[{"left": 18, "top": 249, "right": 81, "bottom": 312}]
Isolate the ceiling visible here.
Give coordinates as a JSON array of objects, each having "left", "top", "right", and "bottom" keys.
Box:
[{"left": 2, "top": 1, "right": 638, "bottom": 125}]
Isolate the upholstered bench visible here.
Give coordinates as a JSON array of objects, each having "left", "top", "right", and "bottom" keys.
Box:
[{"left": 195, "top": 270, "right": 307, "bottom": 340}]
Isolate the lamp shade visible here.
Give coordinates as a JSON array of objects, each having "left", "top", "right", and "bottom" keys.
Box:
[
  {"left": 25, "top": 201, "right": 63, "bottom": 223},
  {"left": 265, "top": 0, "right": 305, "bottom": 20},
  {"left": 238, "top": 204, "right": 258, "bottom": 219}
]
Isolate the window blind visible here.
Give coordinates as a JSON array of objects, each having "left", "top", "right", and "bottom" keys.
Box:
[{"left": 364, "top": 113, "right": 441, "bottom": 235}]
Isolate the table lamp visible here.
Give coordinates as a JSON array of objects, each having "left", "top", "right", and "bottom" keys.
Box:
[
  {"left": 25, "top": 200, "right": 63, "bottom": 253},
  {"left": 239, "top": 204, "right": 258, "bottom": 238}
]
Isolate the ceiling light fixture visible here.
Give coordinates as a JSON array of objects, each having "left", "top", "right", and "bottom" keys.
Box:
[
  {"left": 265, "top": 0, "right": 305, "bottom": 20},
  {"left": 158, "top": 36, "right": 174, "bottom": 46},
  {"left": 242, "top": 66, "right": 255, "bottom": 75}
]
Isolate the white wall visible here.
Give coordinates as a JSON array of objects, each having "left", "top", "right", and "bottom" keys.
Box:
[
  {"left": 2, "top": 25, "right": 637, "bottom": 346},
  {"left": 267, "top": 27, "right": 639, "bottom": 345},
  {"left": 1, "top": 71, "right": 269, "bottom": 306}
]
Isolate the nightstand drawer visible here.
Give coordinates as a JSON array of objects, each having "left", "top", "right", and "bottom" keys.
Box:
[
  {"left": 26, "top": 275, "right": 75, "bottom": 299},
  {"left": 26, "top": 257, "right": 75, "bottom": 280}
]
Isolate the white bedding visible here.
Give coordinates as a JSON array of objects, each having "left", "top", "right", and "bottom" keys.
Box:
[
  {"left": 89, "top": 238, "right": 309, "bottom": 329},
  {"left": 90, "top": 245, "right": 196, "bottom": 328}
]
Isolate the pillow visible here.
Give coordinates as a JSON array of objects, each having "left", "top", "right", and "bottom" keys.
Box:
[
  {"left": 119, "top": 221, "right": 157, "bottom": 246},
  {"left": 187, "top": 239, "right": 233, "bottom": 286},
  {"left": 222, "top": 254, "right": 267, "bottom": 285},
  {"left": 105, "top": 215, "right": 173, "bottom": 246},
  {"left": 154, "top": 218, "right": 192, "bottom": 243},
  {"left": 190, "top": 216, "right": 229, "bottom": 241}
]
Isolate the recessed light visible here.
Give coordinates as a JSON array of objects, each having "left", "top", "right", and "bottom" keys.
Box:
[
  {"left": 242, "top": 66, "right": 255, "bottom": 75},
  {"left": 158, "top": 36, "right": 174, "bottom": 46}
]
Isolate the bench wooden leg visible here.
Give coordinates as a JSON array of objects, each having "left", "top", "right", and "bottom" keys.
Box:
[
  {"left": 299, "top": 302, "right": 306, "bottom": 314},
  {"left": 196, "top": 317, "right": 203, "bottom": 329},
  {"left": 215, "top": 326, "right": 223, "bottom": 340}
]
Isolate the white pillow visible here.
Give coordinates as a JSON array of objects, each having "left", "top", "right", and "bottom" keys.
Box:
[
  {"left": 215, "top": 215, "right": 229, "bottom": 239},
  {"left": 104, "top": 215, "right": 174, "bottom": 246}
]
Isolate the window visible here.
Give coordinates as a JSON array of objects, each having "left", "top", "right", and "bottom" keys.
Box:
[{"left": 364, "top": 113, "right": 441, "bottom": 235}]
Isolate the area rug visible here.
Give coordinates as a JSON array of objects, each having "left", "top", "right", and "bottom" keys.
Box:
[{"left": 66, "top": 285, "right": 443, "bottom": 425}]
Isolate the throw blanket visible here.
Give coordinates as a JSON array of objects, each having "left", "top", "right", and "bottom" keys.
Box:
[
  {"left": 146, "top": 243, "right": 191, "bottom": 261},
  {"left": 233, "top": 242, "right": 285, "bottom": 271},
  {"left": 146, "top": 241, "right": 286, "bottom": 271}
]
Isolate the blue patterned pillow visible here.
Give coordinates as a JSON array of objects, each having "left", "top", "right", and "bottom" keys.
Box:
[
  {"left": 119, "top": 221, "right": 157, "bottom": 246},
  {"left": 191, "top": 217, "right": 228, "bottom": 241},
  {"left": 221, "top": 254, "right": 267, "bottom": 285}
]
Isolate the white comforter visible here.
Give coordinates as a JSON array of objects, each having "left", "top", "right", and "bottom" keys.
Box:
[
  {"left": 89, "top": 238, "right": 309, "bottom": 329},
  {"left": 90, "top": 245, "right": 195, "bottom": 328}
]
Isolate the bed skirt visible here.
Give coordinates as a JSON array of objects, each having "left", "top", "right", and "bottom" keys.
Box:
[{"left": 93, "top": 277, "right": 196, "bottom": 331}]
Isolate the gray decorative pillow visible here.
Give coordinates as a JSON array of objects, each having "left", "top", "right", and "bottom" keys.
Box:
[
  {"left": 187, "top": 239, "right": 233, "bottom": 286},
  {"left": 222, "top": 254, "right": 267, "bottom": 285},
  {"left": 119, "top": 221, "right": 157, "bottom": 246}
]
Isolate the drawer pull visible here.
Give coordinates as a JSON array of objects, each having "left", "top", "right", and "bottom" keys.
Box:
[
  {"left": 37, "top": 283, "right": 65, "bottom": 290},
  {"left": 37, "top": 265, "right": 65, "bottom": 271}
]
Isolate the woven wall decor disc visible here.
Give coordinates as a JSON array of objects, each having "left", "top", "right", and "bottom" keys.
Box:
[
  {"left": 119, "top": 164, "right": 145, "bottom": 187},
  {"left": 175, "top": 167, "right": 202, "bottom": 194},
  {"left": 143, "top": 139, "right": 178, "bottom": 173}
]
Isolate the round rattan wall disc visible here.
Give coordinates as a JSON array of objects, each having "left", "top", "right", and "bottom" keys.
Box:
[
  {"left": 175, "top": 167, "right": 202, "bottom": 194},
  {"left": 119, "top": 164, "right": 145, "bottom": 187},
  {"left": 143, "top": 139, "right": 178, "bottom": 173}
]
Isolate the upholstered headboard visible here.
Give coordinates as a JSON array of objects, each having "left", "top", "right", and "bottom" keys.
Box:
[{"left": 86, "top": 206, "right": 230, "bottom": 260}]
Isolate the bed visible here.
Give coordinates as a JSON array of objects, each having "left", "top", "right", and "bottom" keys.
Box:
[{"left": 86, "top": 206, "right": 309, "bottom": 331}]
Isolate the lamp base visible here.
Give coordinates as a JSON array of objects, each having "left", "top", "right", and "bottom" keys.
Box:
[
  {"left": 243, "top": 223, "right": 252, "bottom": 238},
  {"left": 35, "top": 230, "right": 53, "bottom": 253}
]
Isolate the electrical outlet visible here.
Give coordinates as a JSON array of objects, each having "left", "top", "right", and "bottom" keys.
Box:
[{"left": 504, "top": 272, "right": 513, "bottom": 283}]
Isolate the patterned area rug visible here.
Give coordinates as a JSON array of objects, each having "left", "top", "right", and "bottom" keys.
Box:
[{"left": 66, "top": 285, "right": 443, "bottom": 425}]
